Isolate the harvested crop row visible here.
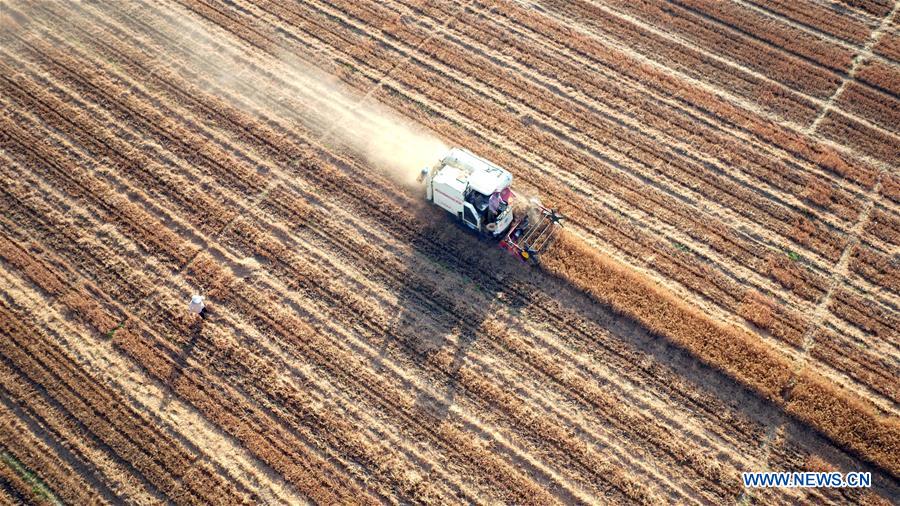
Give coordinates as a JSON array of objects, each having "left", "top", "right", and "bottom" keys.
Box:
[
  {"left": 811, "top": 327, "right": 900, "bottom": 405},
  {"left": 0, "top": 194, "right": 360, "bottom": 504},
  {"left": 749, "top": 0, "right": 877, "bottom": 45},
  {"left": 0, "top": 409, "right": 100, "bottom": 505},
  {"left": 116, "top": 0, "right": 896, "bottom": 416},
  {"left": 667, "top": 0, "right": 857, "bottom": 72},
  {"left": 541, "top": 229, "right": 900, "bottom": 476},
  {"left": 5, "top": 144, "right": 592, "bottom": 504},
  {"left": 0, "top": 108, "right": 390, "bottom": 504},
  {"left": 485, "top": 0, "right": 879, "bottom": 189},
  {"left": 174, "top": 0, "right": 844, "bottom": 346},
  {"left": 836, "top": 81, "right": 900, "bottom": 134},
  {"left": 817, "top": 110, "right": 900, "bottom": 166},
  {"left": 186, "top": 237, "right": 678, "bottom": 504},
  {"left": 0, "top": 298, "right": 248, "bottom": 504},
  {"left": 873, "top": 28, "right": 900, "bottom": 61},
  {"left": 553, "top": 0, "right": 842, "bottom": 99}
]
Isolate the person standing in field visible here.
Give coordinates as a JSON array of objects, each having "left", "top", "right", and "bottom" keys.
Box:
[{"left": 189, "top": 294, "right": 207, "bottom": 319}]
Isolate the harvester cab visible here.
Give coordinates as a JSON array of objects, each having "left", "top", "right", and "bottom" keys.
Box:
[{"left": 419, "top": 148, "right": 563, "bottom": 262}]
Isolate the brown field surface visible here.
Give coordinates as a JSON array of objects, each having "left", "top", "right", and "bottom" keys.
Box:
[{"left": 0, "top": 0, "right": 898, "bottom": 504}]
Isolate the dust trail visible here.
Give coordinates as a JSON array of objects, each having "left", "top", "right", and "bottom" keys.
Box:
[
  {"left": 5, "top": 0, "right": 447, "bottom": 187},
  {"left": 130, "top": 0, "right": 449, "bottom": 187},
  {"left": 204, "top": 38, "right": 448, "bottom": 187}
]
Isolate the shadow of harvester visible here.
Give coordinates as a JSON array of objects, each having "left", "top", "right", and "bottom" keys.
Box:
[
  {"left": 371, "top": 203, "right": 900, "bottom": 501},
  {"left": 375, "top": 212, "right": 527, "bottom": 421}
]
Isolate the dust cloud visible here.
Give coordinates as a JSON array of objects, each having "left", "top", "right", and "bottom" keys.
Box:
[
  {"left": 8, "top": 0, "right": 448, "bottom": 188},
  {"left": 129, "top": 1, "right": 448, "bottom": 187}
]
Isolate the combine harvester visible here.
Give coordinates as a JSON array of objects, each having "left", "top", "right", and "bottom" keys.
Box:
[{"left": 418, "top": 148, "right": 564, "bottom": 262}]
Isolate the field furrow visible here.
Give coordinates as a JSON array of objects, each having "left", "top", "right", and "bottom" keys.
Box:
[{"left": 1, "top": 0, "right": 897, "bottom": 502}]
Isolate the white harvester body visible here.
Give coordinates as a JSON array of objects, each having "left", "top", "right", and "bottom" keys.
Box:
[
  {"left": 422, "top": 148, "right": 514, "bottom": 237},
  {"left": 420, "top": 148, "right": 563, "bottom": 262}
]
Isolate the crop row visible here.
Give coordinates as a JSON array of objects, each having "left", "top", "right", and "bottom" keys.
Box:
[
  {"left": 0, "top": 448, "right": 40, "bottom": 504},
  {"left": 811, "top": 326, "right": 900, "bottom": 405},
  {"left": 849, "top": 242, "right": 899, "bottom": 294},
  {"left": 840, "top": 0, "right": 895, "bottom": 18},
  {"left": 187, "top": 0, "right": 837, "bottom": 345},
  {"left": 516, "top": 0, "right": 821, "bottom": 125},
  {"left": 646, "top": 0, "right": 900, "bottom": 133},
  {"left": 542, "top": 229, "right": 900, "bottom": 476},
  {"left": 836, "top": 81, "right": 900, "bottom": 134},
  {"left": 669, "top": 0, "right": 858, "bottom": 72},
  {"left": 828, "top": 288, "right": 899, "bottom": 341},
  {"left": 0, "top": 28, "right": 756, "bottom": 502},
  {"left": 880, "top": 175, "right": 900, "bottom": 204},
  {"left": 748, "top": 0, "right": 876, "bottom": 45},
  {"left": 556, "top": 0, "right": 842, "bottom": 99},
  {"left": 532, "top": 0, "right": 900, "bottom": 166},
  {"left": 0, "top": 117, "right": 367, "bottom": 503},
  {"left": 817, "top": 110, "right": 900, "bottom": 165},
  {"left": 874, "top": 29, "right": 900, "bottom": 61},
  {"left": 0, "top": 298, "right": 247, "bottom": 504}
]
